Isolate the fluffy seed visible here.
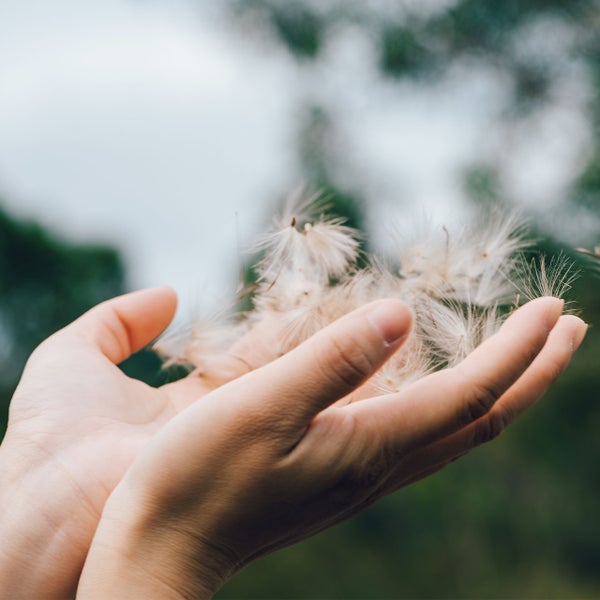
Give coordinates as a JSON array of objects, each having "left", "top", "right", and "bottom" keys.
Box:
[{"left": 166, "top": 193, "right": 576, "bottom": 392}]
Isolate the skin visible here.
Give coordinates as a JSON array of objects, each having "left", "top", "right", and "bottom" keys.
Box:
[
  {"left": 0, "top": 288, "right": 587, "bottom": 598},
  {"left": 82, "top": 293, "right": 583, "bottom": 597},
  {"left": 0, "top": 288, "right": 213, "bottom": 598}
]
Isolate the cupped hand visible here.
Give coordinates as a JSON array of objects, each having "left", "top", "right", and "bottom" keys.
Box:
[
  {"left": 78, "top": 296, "right": 587, "bottom": 599},
  {"left": 0, "top": 287, "right": 262, "bottom": 598}
]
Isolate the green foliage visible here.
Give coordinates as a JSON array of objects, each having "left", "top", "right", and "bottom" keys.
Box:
[
  {"left": 462, "top": 164, "right": 503, "bottom": 207},
  {"left": 270, "top": 3, "right": 321, "bottom": 59},
  {"left": 232, "top": 0, "right": 322, "bottom": 59},
  {"left": 0, "top": 209, "right": 124, "bottom": 360},
  {"left": 0, "top": 207, "right": 126, "bottom": 436},
  {"left": 429, "top": 0, "right": 588, "bottom": 54},
  {"left": 0, "top": 206, "right": 189, "bottom": 437},
  {"left": 380, "top": 24, "right": 431, "bottom": 78},
  {"left": 574, "top": 149, "right": 600, "bottom": 216}
]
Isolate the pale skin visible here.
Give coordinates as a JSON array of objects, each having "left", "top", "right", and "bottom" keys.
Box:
[{"left": 0, "top": 288, "right": 588, "bottom": 599}]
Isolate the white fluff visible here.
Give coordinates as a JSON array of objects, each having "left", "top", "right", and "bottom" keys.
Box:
[
  {"left": 515, "top": 253, "right": 579, "bottom": 308},
  {"left": 254, "top": 219, "right": 360, "bottom": 287},
  {"left": 164, "top": 193, "right": 577, "bottom": 394}
]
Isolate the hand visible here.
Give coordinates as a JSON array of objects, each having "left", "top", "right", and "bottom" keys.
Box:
[
  {"left": 77, "top": 297, "right": 587, "bottom": 599},
  {"left": 0, "top": 287, "right": 264, "bottom": 599}
]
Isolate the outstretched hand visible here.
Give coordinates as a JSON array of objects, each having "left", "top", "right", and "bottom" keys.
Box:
[
  {"left": 76, "top": 296, "right": 587, "bottom": 599},
  {"left": 0, "top": 287, "right": 253, "bottom": 598}
]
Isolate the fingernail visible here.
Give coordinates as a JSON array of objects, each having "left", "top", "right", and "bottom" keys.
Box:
[
  {"left": 545, "top": 298, "right": 565, "bottom": 331},
  {"left": 366, "top": 300, "right": 412, "bottom": 347},
  {"left": 571, "top": 322, "right": 588, "bottom": 353}
]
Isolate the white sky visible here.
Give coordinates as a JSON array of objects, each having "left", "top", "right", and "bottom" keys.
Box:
[
  {"left": 0, "top": 0, "right": 595, "bottom": 318},
  {"left": 0, "top": 0, "right": 298, "bottom": 315}
]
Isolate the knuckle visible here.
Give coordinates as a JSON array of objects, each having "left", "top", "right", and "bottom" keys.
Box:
[
  {"left": 310, "top": 414, "right": 392, "bottom": 513},
  {"left": 459, "top": 375, "right": 504, "bottom": 425},
  {"left": 100, "top": 308, "right": 132, "bottom": 357},
  {"left": 337, "top": 459, "right": 387, "bottom": 502},
  {"left": 336, "top": 443, "right": 392, "bottom": 501},
  {"left": 472, "top": 409, "right": 509, "bottom": 445},
  {"left": 318, "top": 334, "right": 378, "bottom": 391}
]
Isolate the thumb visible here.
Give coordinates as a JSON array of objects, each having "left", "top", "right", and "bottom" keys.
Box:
[
  {"left": 60, "top": 287, "right": 178, "bottom": 364},
  {"left": 211, "top": 299, "right": 412, "bottom": 427}
]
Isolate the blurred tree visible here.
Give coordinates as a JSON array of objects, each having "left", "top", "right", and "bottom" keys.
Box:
[
  {"left": 0, "top": 206, "right": 165, "bottom": 437},
  {"left": 230, "top": 0, "right": 600, "bottom": 227}
]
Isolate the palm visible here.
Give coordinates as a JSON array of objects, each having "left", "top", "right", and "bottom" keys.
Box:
[
  {"left": 6, "top": 287, "right": 282, "bottom": 531},
  {"left": 10, "top": 341, "right": 212, "bottom": 511},
  {"left": 0, "top": 288, "right": 227, "bottom": 592}
]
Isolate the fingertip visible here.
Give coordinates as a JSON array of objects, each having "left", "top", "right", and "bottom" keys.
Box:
[
  {"left": 559, "top": 315, "right": 588, "bottom": 353},
  {"left": 71, "top": 286, "right": 180, "bottom": 363},
  {"left": 540, "top": 296, "right": 565, "bottom": 329},
  {"left": 135, "top": 285, "right": 178, "bottom": 308},
  {"left": 534, "top": 295, "right": 564, "bottom": 322},
  {"left": 364, "top": 299, "right": 413, "bottom": 348},
  {"left": 124, "top": 286, "right": 179, "bottom": 343},
  {"left": 154, "top": 286, "right": 178, "bottom": 317},
  {"left": 507, "top": 296, "right": 564, "bottom": 332},
  {"left": 126, "top": 286, "right": 179, "bottom": 324}
]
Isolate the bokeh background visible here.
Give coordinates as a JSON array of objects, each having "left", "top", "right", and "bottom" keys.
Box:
[{"left": 1, "top": 1, "right": 599, "bottom": 598}]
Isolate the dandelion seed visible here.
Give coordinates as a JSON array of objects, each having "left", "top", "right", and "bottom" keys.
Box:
[
  {"left": 514, "top": 253, "right": 579, "bottom": 309},
  {"left": 374, "top": 334, "right": 435, "bottom": 394},
  {"left": 181, "top": 315, "right": 245, "bottom": 376},
  {"left": 575, "top": 246, "right": 600, "bottom": 259},
  {"left": 153, "top": 304, "right": 254, "bottom": 387},
  {"left": 254, "top": 210, "right": 360, "bottom": 287},
  {"left": 170, "top": 192, "right": 577, "bottom": 393},
  {"left": 575, "top": 245, "right": 600, "bottom": 277}
]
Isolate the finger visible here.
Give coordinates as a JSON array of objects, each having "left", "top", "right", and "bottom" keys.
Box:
[
  {"left": 472, "top": 314, "right": 587, "bottom": 428},
  {"left": 387, "top": 314, "right": 587, "bottom": 482},
  {"left": 62, "top": 287, "right": 178, "bottom": 364},
  {"left": 190, "top": 314, "right": 296, "bottom": 387},
  {"left": 208, "top": 299, "right": 413, "bottom": 428},
  {"left": 349, "top": 296, "right": 565, "bottom": 454},
  {"left": 164, "top": 313, "right": 321, "bottom": 409}
]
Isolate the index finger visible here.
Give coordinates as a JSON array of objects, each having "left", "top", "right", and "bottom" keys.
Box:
[{"left": 204, "top": 298, "right": 413, "bottom": 431}]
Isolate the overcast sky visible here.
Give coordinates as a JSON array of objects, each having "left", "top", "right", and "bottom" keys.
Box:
[
  {"left": 0, "top": 0, "right": 593, "bottom": 319},
  {"left": 0, "top": 1, "right": 299, "bottom": 313}
]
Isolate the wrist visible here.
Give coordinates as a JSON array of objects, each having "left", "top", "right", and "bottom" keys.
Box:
[
  {"left": 78, "top": 483, "right": 233, "bottom": 599},
  {"left": 0, "top": 436, "right": 97, "bottom": 599}
]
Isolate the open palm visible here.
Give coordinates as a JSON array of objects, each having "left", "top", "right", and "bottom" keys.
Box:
[{"left": 1, "top": 288, "right": 240, "bottom": 597}]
